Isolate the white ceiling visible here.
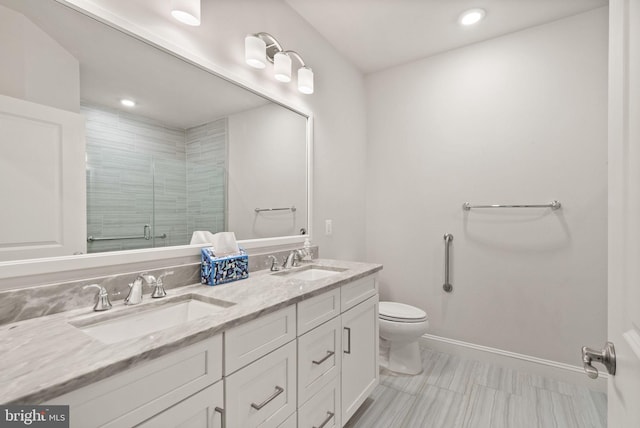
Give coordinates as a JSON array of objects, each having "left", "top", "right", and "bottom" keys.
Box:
[
  {"left": 2, "top": 0, "right": 270, "bottom": 129},
  {"left": 284, "top": 0, "right": 609, "bottom": 74}
]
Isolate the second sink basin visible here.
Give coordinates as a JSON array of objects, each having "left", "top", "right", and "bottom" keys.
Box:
[
  {"left": 71, "top": 294, "right": 235, "bottom": 344},
  {"left": 275, "top": 265, "right": 346, "bottom": 281}
]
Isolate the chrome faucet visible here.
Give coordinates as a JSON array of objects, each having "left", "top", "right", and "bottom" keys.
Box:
[
  {"left": 282, "top": 250, "right": 306, "bottom": 269},
  {"left": 151, "top": 271, "right": 174, "bottom": 298},
  {"left": 83, "top": 284, "right": 112, "bottom": 311},
  {"left": 125, "top": 273, "right": 154, "bottom": 305}
]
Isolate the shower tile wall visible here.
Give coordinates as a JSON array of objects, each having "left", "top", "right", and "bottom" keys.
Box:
[
  {"left": 186, "top": 119, "right": 227, "bottom": 235},
  {"left": 83, "top": 104, "right": 226, "bottom": 253}
]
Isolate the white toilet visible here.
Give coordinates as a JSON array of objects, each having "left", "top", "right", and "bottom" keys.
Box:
[{"left": 378, "top": 301, "right": 429, "bottom": 375}]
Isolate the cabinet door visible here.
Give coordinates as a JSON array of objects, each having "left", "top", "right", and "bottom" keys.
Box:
[
  {"left": 136, "top": 381, "right": 224, "bottom": 428},
  {"left": 341, "top": 295, "right": 379, "bottom": 426}
]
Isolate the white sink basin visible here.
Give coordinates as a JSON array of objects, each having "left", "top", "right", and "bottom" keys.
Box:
[
  {"left": 72, "top": 294, "right": 234, "bottom": 344},
  {"left": 275, "top": 265, "right": 346, "bottom": 281}
]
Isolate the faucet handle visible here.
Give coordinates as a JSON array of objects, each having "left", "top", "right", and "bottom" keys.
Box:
[
  {"left": 149, "top": 271, "right": 173, "bottom": 299},
  {"left": 268, "top": 255, "right": 281, "bottom": 271},
  {"left": 83, "top": 284, "right": 112, "bottom": 311},
  {"left": 140, "top": 272, "right": 156, "bottom": 285},
  {"left": 157, "top": 271, "right": 174, "bottom": 285}
]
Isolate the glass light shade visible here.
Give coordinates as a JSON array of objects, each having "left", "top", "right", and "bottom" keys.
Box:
[
  {"left": 274, "top": 52, "right": 292, "bottom": 82},
  {"left": 298, "top": 67, "right": 314, "bottom": 94},
  {"left": 171, "top": 0, "right": 201, "bottom": 26},
  {"left": 245, "top": 35, "right": 267, "bottom": 69},
  {"left": 459, "top": 8, "right": 485, "bottom": 26}
]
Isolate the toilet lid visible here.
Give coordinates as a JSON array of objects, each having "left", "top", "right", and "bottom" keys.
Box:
[{"left": 379, "top": 301, "right": 427, "bottom": 322}]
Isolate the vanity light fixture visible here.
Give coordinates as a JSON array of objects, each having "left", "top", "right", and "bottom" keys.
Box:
[
  {"left": 245, "top": 32, "right": 314, "bottom": 94},
  {"left": 120, "top": 98, "right": 136, "bottom": 107},
  {"left": 171, "top": 0, "right": 201, "bottom": 26},
  {"left": 458, "top": 8, "right": 486, "bottom": 26}
]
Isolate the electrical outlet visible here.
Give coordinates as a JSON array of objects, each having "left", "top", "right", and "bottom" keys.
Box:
[{"left": 325, "top": 219, "right": 333, "bottom": 236}]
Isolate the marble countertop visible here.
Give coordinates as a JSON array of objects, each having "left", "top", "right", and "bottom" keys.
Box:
[{"left": 0, "top": 259, "right": 382, "bottom": 404}]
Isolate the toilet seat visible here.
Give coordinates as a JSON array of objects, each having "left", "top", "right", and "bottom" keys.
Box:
[{"left": 379, "top": 301, "right": 427, "bottom": 323}]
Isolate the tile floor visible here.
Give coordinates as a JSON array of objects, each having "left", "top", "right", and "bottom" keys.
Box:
[{"left": 345, "top": 346, "right": 607, "bottom": 428}]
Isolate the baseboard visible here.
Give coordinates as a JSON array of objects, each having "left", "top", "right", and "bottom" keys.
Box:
[{"left": 420, "top": 334, "right": 607, "bottom": 393}]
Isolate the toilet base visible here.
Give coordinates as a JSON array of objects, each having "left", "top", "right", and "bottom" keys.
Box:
[{"left": 385, "top": 340, "right": 423, "bottom": 375}]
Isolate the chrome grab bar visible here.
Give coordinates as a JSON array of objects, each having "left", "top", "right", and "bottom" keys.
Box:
[
  {"left": 250, "top": 386, "right": 284, "bottom": 410},
  {"left": 443, "top": 234, "right": 453, "bottom": 293},
  {"left": 255, "top": 206, "right": 297, "bottom": 213},
  {"left": 462, "top": 200, "right": 561, "bottom": 211}
]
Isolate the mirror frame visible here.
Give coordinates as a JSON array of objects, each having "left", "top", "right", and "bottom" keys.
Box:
[{"left": 0, "top": 0, "right": 313, "bottom": 281}]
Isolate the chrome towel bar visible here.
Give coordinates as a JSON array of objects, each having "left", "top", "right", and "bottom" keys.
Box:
[
  {"left": 255, "top": 206, "right": 297, "bottom": 213},
  {"left": 462, "top": 200, "right": 561, "bottom": 211}
]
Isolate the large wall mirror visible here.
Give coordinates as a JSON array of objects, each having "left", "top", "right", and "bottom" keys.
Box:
[{"left": 0, "top": 0, "right": 310, "bottom": 266}]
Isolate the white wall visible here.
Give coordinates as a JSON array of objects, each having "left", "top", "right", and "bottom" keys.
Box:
[
  {"left": 365, "top": 8, "right": 608, "bottom": 365},
  {"left": 68, "top": 0, "right": 368, "bottom": 261},
  {"left": 0, "top": 4, "right": 79, "bottom": 112},
  {"left": 228, "top": 104, "right": 307, "bottom": 240}
]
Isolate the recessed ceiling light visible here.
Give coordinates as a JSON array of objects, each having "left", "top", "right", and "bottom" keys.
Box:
[
  {"left": 120, "top": 99, "right": 136, "bottom": 107},
  {"left": 459, "top": 8, "right": 486, "bottom": 26}
]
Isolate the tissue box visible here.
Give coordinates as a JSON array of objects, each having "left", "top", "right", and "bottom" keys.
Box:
[{"left": 201, "top": 247, "right": 249, "bottom": 286}]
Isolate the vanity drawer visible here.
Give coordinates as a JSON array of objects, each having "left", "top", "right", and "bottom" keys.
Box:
[
  {"left": 278, "top": 411, "right": 298, "bottom": 428},
  {"left": 297, "top": 316, "right": 341, "bottom": 405},
  {"left": 136, "top": 380, "right": 223, "bottom": 428},
  {"left": 225, "top": 340, "right": 297, "bottom": 428},
  {"left": 298, "top": 376, "right": 341, "bottom": 428},
  {"left": 341, "top": 274, "right": 377, "bottom": 312},
  {"left": 48, "top": 335, "right": 222, "bottom": 428},
  {"left": 225, "top": 306, "right": 296, "bottom": 374},
  {"left": 297, "top": 288, "right": 340, "bottom": 335}
]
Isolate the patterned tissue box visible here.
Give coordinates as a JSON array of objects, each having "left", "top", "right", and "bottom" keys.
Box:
[{"left": 201, "top": 247, "right": 249, "bottom": 286}]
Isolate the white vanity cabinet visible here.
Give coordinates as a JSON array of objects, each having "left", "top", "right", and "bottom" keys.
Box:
[
  {"left": 49, "top": 335, "right": 223, "bottom": 428},
  {"left": 48, "top": 272, "right": 379, "bottom": 428}
]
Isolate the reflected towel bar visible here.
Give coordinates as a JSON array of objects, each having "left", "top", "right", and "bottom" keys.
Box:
[
  {"left": 255, "top": 206, "right": 297, "bottom": 213},
  {"left": 462, "top": 200, "right": 561, "bottom": 211},
  {"left": 88, "top": 224, "right": 167, "bottom": 242},
  {"left": 87, "top": 233, "right": 167, "bottom": 242}
]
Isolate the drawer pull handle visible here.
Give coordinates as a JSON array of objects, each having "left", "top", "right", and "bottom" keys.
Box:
[
  {"left": 313, "top": 411, "right": 335, "bottom": 428},
  {"left": 250, "top": 386, "right": 284, "bottom": 410},
  {"left": 312, "top": 350, "right": 335, "bottom": 365},
  {"left": 344, "top": 327, "right": 351, "bottom": 354}
]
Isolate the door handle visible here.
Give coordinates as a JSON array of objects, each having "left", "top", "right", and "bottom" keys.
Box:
[{"left": 581, "top": 341, "right": 616, "bottom": 379}]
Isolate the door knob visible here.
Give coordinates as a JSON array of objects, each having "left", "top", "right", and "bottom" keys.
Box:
[{"left": 581, "top": 342, "right": 616, "bottom": 379}]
